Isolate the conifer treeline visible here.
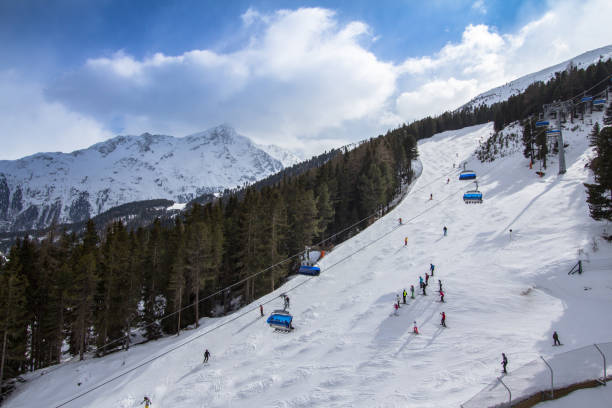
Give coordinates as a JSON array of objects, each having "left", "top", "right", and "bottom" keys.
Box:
[
  {"left": 0, "top": 129, "right": 417, "bottom": 382},
  {"left": 585, "top": 103, "right": 612, "bottom": 223}
]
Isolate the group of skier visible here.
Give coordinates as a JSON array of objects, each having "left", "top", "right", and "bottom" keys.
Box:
[{"left": 394, "top": 263, "right": 447, "bottom": 330}]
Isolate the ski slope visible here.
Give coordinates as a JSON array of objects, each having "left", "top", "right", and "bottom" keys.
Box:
[{"left": 6, "top": 118, "right": 612, "bottom": 408}]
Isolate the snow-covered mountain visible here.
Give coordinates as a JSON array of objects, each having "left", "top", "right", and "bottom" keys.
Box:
[
  {"left": 256, "top": 143, "right": 302, "bottom": 168},
  {"left": 463, "top": 44, "right": 612, "bottom": 109},
  {"left": 0, "top": 124, "right": 296, "bottom": 232}
]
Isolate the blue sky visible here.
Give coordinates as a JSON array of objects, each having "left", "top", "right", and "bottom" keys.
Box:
[{"left": 0, "top": 0, "right": 610, "bottom": 159}]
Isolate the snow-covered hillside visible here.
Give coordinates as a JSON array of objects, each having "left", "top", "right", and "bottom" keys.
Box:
[
  {"left": 0, "top": 124, "right": 298, "bottom": 232},
  {"left": 5, "top": 115, "right": 612, "bottom": 408},
  {"left": 463, "top": 44, "right": 612, "bottom": 109}
]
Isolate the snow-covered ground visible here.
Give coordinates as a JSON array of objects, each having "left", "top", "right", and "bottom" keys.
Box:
[{"left": 6, "top": 116, "right": 612, "bottom": 408}]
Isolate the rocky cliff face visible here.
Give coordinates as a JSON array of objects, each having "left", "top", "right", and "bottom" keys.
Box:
[{"left": 0, "top": 124, "right": 300, "bottom": 232}]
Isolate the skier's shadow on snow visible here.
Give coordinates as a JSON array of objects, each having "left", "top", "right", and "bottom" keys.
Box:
[
  {"left": 233, "top": 316, "right": 261, "bottom": 335},
  {"left": 177, "top": 363, "right": 206, "bottom": 383},
  {"left": 373, "top": 293, "right": 427, "bottom": 344},
  {"left": 392, "top": 298, "right": 443, "bottom": 357}
]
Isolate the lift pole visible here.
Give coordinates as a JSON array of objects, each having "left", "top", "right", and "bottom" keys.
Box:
[{"left": 556, "top": 107, "right": 567, "bottom": 174}]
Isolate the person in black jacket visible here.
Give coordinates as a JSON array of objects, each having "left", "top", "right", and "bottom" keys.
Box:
[
  {"left": 553, "top": 331, "right": 562, "bottom": 346},
  {"left": 501, "top": 353, "right": 508, "bottom": 374}
]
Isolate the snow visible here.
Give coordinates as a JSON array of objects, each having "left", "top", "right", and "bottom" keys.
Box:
[
  {"left": 5, "top": 113, "right": 612, "bottom": 408},
  {"left": 0, "top": 124, "right": 291, "bottom": 230},
  {"left": 463, "top": 44, "right": 612, "bottom": 109},
  {"left": 166, "top": 202, "right": 187, "bottom": 211},
  {"left": 256, "top": 143, "right": 303, "bottom": 168}
]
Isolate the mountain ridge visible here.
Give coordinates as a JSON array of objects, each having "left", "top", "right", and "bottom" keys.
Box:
[
  {"left": 0, "top": 124, "right": 299, "bottom": 232},
  {"left": 463, "top": 44, "right": 612, "bottom": 109}
]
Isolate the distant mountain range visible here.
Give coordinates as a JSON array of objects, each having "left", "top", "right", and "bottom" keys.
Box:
[
  {"left": 0, "top": 124, "right": 301, "bottom": 232},
  {"left": 463, "top": 44, "right": 612, "bottom": 109}
]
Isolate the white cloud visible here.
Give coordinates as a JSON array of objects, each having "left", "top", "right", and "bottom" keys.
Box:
[
  {"left": 472, "top": 0, "right": 487, "bottom": 14},
  {"left": 46, "top": 7, "right": 396, "bottom": 156},
  {"left": 395, "top": 0, "right": 612, "bottom": 122},
  {"left": 3, "top": 1, "right": 611, "bottom": 159},
  {"left": 396, "top": 78, "right": 478, "bottom": 120},
  {"left": 0, "top": 70, "right": 112, "bottom": 160}
]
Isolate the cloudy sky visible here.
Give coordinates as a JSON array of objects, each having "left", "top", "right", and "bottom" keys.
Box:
[{"left": 1, "top": 0, "right": 611, "bottom": 160}]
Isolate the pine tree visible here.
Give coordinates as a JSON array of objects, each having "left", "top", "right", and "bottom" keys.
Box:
[
  {"left": 588, "top": 122, "right": 600, "bottom": 147},
  {"left": 68, "top": 220, "right": 99, "bottom": 360},
  {"left": 522, "top": 119, "right": 534, "bottom": 161},
  {"left": 0, "top": 249, "right": 29, "bottom": 383},
  {"left": 585, "top": 126, "right": 612, "bottom": 222},
  {"left": 316, "top": 183, "right": 334, "bottom": 241}
]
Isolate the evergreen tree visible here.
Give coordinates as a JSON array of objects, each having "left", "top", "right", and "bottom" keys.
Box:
[
  {"left": 522, "top": 119, "right": 534, "bottom": 162},
  {"left": 585, "top": 126, "right": 612, "bottom": 222},
  {"left": 316, "top": 183, "right": 335, "bottom": 241},
  {"left": 68, "top": 220, "right": 99, "bottom": 360},
  {"left": 0, "top": 249, "right": 29, "bottom": 383}
]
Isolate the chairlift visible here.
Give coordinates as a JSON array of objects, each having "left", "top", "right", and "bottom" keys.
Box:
[
  {"left": 535, "top": 120, "right": 549, "bottom": 127},
  {"left": 546, "top": 129, "right": 561, "bottom": 135},
  {"left": 463, "top": 182, "right": 483, "bottom": 204},
  {"left": 581, "top": 96, "right": 593, "bottom": 102},
  {"left": 593, "top": 99, "right": 606, "bottom": 106},
  {"left": 266, "top": 309, "right": 294, "bottom": 331},
  {"left": 459, "top": 162, "right": 477, "bottom": 180},
  {"left": 298, "top": 265, "right": 321, "bottom": 276}
]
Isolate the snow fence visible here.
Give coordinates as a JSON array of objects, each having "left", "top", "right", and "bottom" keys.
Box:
[{"left": 461, "top": 342, "right": 611, "bottom": 408}]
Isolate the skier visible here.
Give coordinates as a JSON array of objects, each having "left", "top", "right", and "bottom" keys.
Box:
[
  {"left": 430, "top": 263, "right": 435, "bottom": 276},
  {"left": 398, "top": 217, "right": 403, "bottom": 225},
  {"left": 501, "top": 353, "right": 508, "bottom": 374},
  {"left": 285, "top": 296, "right": 290, "bottom": 309},
  {"left": 413, "top": 321, "right": 419, "bottom": 334},
  {"left": 430, "top": 193, "right": 433, "bottom": 200},
  {"left": 425, "top": 272, "right": 429, "bottom": 285},
  {"left": 447, "top": 178, "right": 450, "bottom": 184},
  {"left": 443, "top": 226, "right": 448, "bottom": 236},
  {"left": 402, "top": 289, "right": 407, "bottom": 304},
  {"left": 422, "top": 282, "right": 427, "bottom": 296},
  {"left": 394, "top": 303, "right": 399, "bottom": 316},
  {"left": 440, "top": 312, "right": 446, "bottom": 327},
  {"left": 141, "top": 396, "right": 152, "bottom": 407},
  {"left": 404, "top": 237, "right": 408, "bottom": 246},
  {"left": 260, "top": 304, "right": 264, "bottom": 317},
  {"left": 203, "top": 349, "right": 211, "bottom": 363},
  {"left": 410, "top": 285, "right": 415, "bottom": 299},
  {"left": 439, "top": 290, "right": 444, "bottom": 303},
  {"left": 438, "top": 279, "right": 442, "bottom": 291},
  {"left": 396, "top": 294, "right": 401, "bottom": 308},
  {"left": 553, "top": 331, "right": 562, "bottom": 346},
  {"left": 419, "top": 276, "right": 424, "bottom": 289}
]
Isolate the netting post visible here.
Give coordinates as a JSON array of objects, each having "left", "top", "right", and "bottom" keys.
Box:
[
  {"left": 594, "top": 344, "right": 606, "bottom": 385},
  {"left": 541, "top": 356, "right": 554, "bottom": 399},
  {"left": 498, "top": 376, "right": 511, "bottom": 406}
]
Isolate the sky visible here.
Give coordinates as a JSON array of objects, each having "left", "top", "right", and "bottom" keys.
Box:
[{"left": 1, "top": 0, "right": 611, "bottom": 160}]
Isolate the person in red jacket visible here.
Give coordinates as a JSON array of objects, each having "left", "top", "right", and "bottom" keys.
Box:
[
  {"left": 439, "top": 290, "right": 445, "bottom": 303},
  {"left": 440, "top": 312, "right": 446, "bottom": 327}
]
